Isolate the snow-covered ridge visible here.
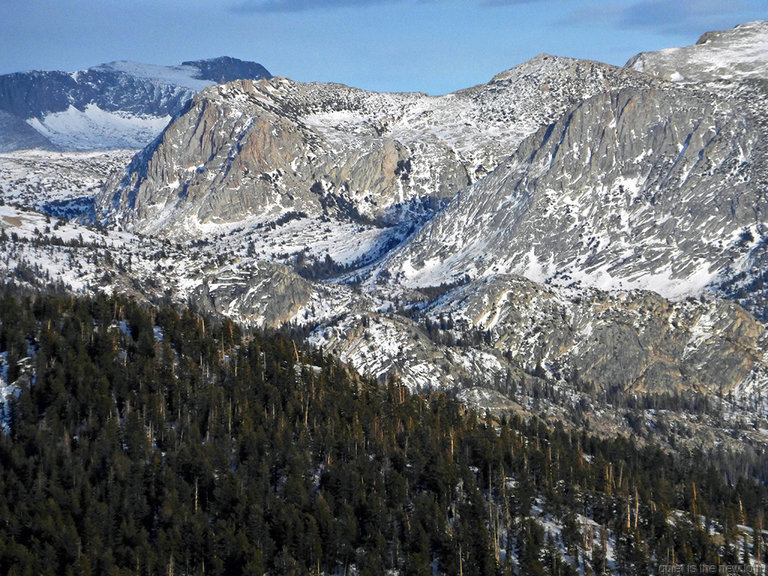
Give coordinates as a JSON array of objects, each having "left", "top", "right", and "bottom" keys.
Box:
[
  {"left": 91, "top": 61, "right": 213, "bottom": 90},
  {"left": 627, "top": 20, "right": 768, "bottom": 84}
]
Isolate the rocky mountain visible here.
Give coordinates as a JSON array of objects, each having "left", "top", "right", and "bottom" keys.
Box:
[
  {"left": 377, "top": 24, "right": 768, "bottom": 322},
  {"left": 97, "top": 56, "right": 657, "bottom": 236},
  {"left": 90, "top": 22, "right": 768, "bottom": 446},
  {"left": 0, "top": 57, "right": 271, "bottom": 152},
  {"left": 4, "top": 26, "right": 768, "bottom": 573},
  {"left": 342, "top": 22, "right": 768, "bottom": 428}
]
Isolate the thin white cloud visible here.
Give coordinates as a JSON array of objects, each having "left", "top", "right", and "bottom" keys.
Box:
[
  {"left": 230, "top": 0, "right": 545, "bottom": 13},
  {"left": 231, "top": 0, "right": 402, "bottom": 12}
]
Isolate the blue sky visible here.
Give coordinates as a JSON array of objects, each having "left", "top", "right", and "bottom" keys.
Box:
[{"left": 1, "top": 0, "right": 765, "bottom": 94}]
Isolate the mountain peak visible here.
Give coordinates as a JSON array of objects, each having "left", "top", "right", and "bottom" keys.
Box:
[
  {"left": 696, "top": 20, "right": 768, "bottom": 45},
  {"left": 489, "top": 53, "right": 563, "bottom": 83},
  {"left": 180, "top": 56, "right": 272, "bottom": 83}
]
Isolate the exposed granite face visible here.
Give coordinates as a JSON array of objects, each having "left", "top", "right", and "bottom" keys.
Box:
[
  {"left": 189, "top": 260, "right": 315, "bottom": 329},
  {"left": 416, "top": 275, "right": 768, "bottom": 398},
  {"left": 568, "top": 295, "right": 766, "bottom": 396},
  {"left": 99, "top": 84, "right": 319, "bottom": 232}
]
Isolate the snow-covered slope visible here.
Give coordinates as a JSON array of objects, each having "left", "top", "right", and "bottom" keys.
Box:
[
  {"left": 26, "top": 104, "right": 173, "bottom": 151},
  {"left": 380, "top": 83, "right": 766, "bottom": 300},
  {"left": 0, "top": 57, "right": 271, "bottom": 151}
]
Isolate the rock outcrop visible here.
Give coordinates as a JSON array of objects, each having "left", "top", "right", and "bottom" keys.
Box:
[
  {"left": 311, "top": 274, "right": 768, "bottom": 400},
  {"left": 190, "top": 261, "right": 316, "bottom": 328}
]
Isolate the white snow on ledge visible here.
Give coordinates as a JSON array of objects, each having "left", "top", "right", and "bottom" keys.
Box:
[
  {"left": 27, "top": 104, "right": 171, "bottom": 151},
  {"left": 556, "top": 260, "right": 719, "bottom": 301}
]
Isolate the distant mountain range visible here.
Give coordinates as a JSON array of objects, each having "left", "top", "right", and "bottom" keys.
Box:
[
  {"left": 2, "top": 22, "right": 768, "bottom": 459},
  {"left": 0, "top": 57, "right": 271, "bottom": 152}
]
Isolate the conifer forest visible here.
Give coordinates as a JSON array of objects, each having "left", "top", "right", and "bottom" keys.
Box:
[{"left": 0, "top": 288, "right": 766, "bottom": 574}]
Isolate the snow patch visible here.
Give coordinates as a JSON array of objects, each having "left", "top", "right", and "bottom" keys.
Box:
[{"left": 27, "top": 104, "right": 171, "bottom": 151}]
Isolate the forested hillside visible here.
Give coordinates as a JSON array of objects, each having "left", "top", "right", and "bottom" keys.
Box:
[{"left": 0, "top": 288, "right": 765, "bottom": 575}]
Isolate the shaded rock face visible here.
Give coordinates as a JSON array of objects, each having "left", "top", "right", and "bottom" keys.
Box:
[
  {"left": 98, "top": 58, "right": 656, "bottom": 236},
  {"left": 507, "top": 285, "right": 768, "bottom": 397},
  {"left": 180, "top": 57, "right": 271, "bottom": 85},
  {"left": 384, "top": 85, "right": 768, "bottom": 299},
  {"left": 622, "top": 20, "right": 768, "bottom": 320},
  {"left": 0, "top": 68, "right": 186, "bottom": 120}
]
